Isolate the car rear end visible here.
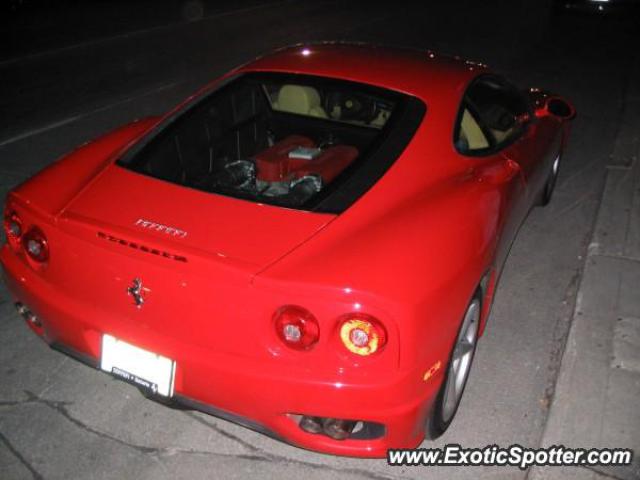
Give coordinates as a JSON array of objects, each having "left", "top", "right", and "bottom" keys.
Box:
[
  {"left": 1, "top": 177, "right": 436, "bottom": 456},
  {"left": 0, "top": 59, "right": 441, "bottom": 456}
]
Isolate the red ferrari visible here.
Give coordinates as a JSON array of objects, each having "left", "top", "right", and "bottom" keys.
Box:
[{"left": 1, "top": 44, "right": 574, "bottom": 457}]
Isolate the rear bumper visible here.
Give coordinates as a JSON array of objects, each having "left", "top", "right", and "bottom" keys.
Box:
[
  {"left": 1, "top": 245, "right": 438, "bottom": 457},
  {"left": 47, "top": 340, "right": 286, "bottom": 443}
]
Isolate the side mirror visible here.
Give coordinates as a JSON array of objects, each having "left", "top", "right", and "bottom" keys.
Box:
[
  {"left": 527, "top": 88, "right": 576, "bottom": 121},
  {"left": 546, "top": 97, "right": 576, "bottom": 120}
]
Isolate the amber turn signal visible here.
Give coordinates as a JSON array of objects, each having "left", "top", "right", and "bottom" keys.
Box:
[{"left": 339, "top": 314, "right": 387, "bottom": 356}]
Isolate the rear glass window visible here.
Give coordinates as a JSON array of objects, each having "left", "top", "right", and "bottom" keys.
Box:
[{"left": 118, "top": 73, "right": 424, "bottom": 213}]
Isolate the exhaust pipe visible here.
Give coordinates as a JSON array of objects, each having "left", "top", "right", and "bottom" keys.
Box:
[
  {"left": 15, "top": 302, "right": 42, "bottom": 327},
  {"left": 298, "top": 415, "right": 356, "bottom": 440},
  {"left": 299, "top": 416, "right": 323, "bottom": 434},
  {"left": 322, "top": 418, "right": 356, "bottom": 440},
  {"left": 15, "top": 302, "right": 27, "bottom": 316}
]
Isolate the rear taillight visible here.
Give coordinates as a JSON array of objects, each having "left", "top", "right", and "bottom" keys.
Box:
[
  {"left": 274, "top": 305, "right": 320, "bottom": 350},
  {"left": 3, "top": 210, "right": 22, "bottom": 249},
  {"left": 22, "top": 227, "right": 49, "bottom": 263},
  {"left": 338, "top": 314, "right": 387, "bottom": 356}
]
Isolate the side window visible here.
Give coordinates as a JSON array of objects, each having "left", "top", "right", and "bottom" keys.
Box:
[
  {"left": 467, "top": 77, "right": 529, "bottom": 146},
  {"left": 455, "top": 76, "right": 530, "bottom": 155}
]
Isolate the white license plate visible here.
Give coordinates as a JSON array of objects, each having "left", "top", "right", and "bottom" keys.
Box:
[{"left": 100, "top": 334, "right": 175, "bottom": 397}]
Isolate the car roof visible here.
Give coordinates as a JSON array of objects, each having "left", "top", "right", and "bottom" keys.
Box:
[{"left": 237, "top": 43, "right": 488, "bottom": 105}]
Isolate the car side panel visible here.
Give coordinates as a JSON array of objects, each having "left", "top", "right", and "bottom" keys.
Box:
[
  {"left": 501, "top": 116, "right": 563, "bottom": 204},
  {"left": 256, "top": 159, "right": 511, "bottom": 380}
]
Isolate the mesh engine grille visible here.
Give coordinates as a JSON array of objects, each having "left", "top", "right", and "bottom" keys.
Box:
[{"left": 97, "top": 231, "right": 187, "bottom": 263}]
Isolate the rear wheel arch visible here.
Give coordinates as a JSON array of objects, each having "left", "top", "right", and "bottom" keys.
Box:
[{"left": 427, "top": 285, "right": 483, "bottom": 437}]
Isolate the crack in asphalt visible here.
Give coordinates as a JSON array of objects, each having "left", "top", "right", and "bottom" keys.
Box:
[
  {"left": 182, "top": 411, "right": 400, "bottom": 480},
  {"left": 0, "top": 429, "right": 44, "bottom": 480},
  {"left": 182, "top": 410, "right": 264, "bottom": 454},
  {"left": 3, "top": 390, "right": 199, "bottom": 455},
  {"left": 36, "top": 357, "right": 69, "bottom": 398},
  {"left": 551, "top": 191, "right": 598, "bottom": 219},
  {"left": 523, "top": 263, "right": 586, "bottom": 480},
  {"left": 0, "top": 398, "right": 30, "bottom": 407},
  {"left": 1, "top": 391, "right": 398, "bottom": 480},
  {"left": 538, "top": 267, "right": 582, "bottom": 412}
]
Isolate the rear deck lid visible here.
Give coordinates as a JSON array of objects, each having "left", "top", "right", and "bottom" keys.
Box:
[{"left": 61, "top": 165, "right": 334, "bottom": 270}]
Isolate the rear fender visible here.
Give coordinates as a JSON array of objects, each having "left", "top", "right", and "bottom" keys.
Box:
[{"left": 11, "top": 117, "right": 160, "bottom": 218}]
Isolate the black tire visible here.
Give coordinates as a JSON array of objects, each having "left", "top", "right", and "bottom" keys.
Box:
[{"left": 428, "top": 291, "right": 482, "bottom": 438}]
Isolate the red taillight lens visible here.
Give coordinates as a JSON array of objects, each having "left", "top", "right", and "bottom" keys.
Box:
[
  {"left": 22, "top": 227, "right": 49, "bottom": 263},
  {"left": 274, "top": 305, "right": 320, "bottom": 350},
  {"left": 3, "top": 210, "right": 22, "bottom": 249},
  {"left": 339, "top": 314, "right": 387, "bottom": 356}
]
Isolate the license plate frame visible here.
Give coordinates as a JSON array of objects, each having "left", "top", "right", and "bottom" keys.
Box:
[{"left": 100, "top": 334, "right": 175, "bottom": 397}]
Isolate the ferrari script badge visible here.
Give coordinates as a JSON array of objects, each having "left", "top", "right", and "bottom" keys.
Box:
[
  {"left": 127, "top": 278, "right": 145, "bottom": 308},
  {"left": 134, "top": 218, "right": 187, "bottom": 238}
]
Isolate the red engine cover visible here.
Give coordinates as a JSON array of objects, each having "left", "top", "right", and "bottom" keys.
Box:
[
  {"left": 254, "top": 135, "right": 316, "bottom": 182},
  {"left": 254, "top": 135, "right": 359, "bottom": 183},
  {"left": 296, "top": 145, "right": 359, "bottom": 183}
]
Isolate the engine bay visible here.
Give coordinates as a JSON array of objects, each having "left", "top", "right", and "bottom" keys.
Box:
[
  {"left": 122, "top": 73, "right": 400, "bottom": 209},
  {"left": 215, "top": 135, "right": 359, "bottom": 205}
]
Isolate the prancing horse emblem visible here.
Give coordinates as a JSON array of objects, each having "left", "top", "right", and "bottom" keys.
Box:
[{"left": 127, "top": 278, "right": 145, "bottom": 308}]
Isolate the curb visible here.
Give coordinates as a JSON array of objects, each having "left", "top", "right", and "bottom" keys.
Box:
[{"left": 529, "top": 59, "right": 640, "bottom": 480}]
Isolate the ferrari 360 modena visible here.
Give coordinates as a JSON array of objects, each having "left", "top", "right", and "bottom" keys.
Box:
[{"left": 1, "top": 44, "right": 574, "bottom": 457}]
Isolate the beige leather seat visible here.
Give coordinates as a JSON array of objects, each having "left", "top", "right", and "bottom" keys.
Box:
[
  {"left": 272, "top": 85, "right": 328, "bottom": 118},
  {"left": 459, "top": 109, "right": 489, "bottom": 150},
  {"left": 489, "top": 127, "right": 512, "bottom": 144}
]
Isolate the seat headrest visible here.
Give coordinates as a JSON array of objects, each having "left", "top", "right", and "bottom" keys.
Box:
[{"left": 275, "top": 85, "right": 323, "bottom": 115}]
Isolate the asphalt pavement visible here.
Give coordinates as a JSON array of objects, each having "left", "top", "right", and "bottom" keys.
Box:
[
  {"left": 531, "top": 42, "right": 640, "bottom": 480},
  {"left": 1, "top": 2, "right": 638, "bottom": 479}
]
